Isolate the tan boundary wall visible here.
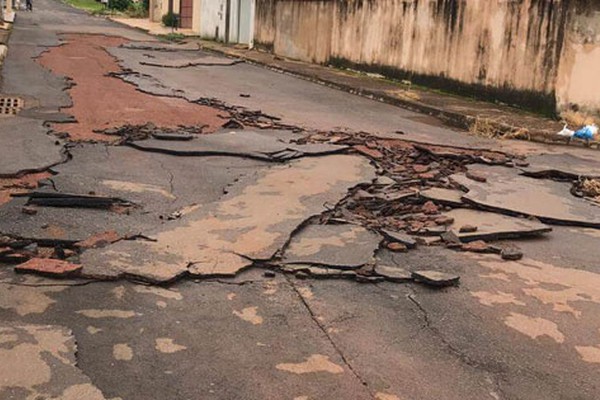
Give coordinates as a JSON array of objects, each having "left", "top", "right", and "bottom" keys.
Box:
[{"left": 255, "top": 0, "right": 600, "bottom": 116}]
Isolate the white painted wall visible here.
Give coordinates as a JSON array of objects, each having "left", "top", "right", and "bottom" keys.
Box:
[{"left": 199, "top": 0, "right": 227, "bottom": 41}]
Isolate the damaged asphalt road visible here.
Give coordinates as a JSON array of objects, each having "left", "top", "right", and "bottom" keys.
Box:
[{"left": 1, "top": 0, "right": 600, "bottom": 399}]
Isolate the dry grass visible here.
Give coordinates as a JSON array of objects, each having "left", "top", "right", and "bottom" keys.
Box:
[
  {"left": 468, "top": 118, "right": 530, "bottom": 140},
  {"left": 581, "top": 178, "right": 600, "bottom": 198},
  {"left": 560, "top": 110, "right": 597, "bottom": 127},
  {"left": 468, "top": 118, "right": 500, "bottom": 138}
]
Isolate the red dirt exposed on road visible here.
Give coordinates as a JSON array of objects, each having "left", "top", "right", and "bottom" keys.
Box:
[
  {"left": 0, "top": 172, "right": 53, "bottom": 206},
  {"left": 38, "top": 34, "right": 226, "bottom": 142}
]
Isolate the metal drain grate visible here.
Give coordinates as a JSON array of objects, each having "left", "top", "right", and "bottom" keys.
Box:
[{"left": 0, "top": 97, "right": 23, "bottom": 115}]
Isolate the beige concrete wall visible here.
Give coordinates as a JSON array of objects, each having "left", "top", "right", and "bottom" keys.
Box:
[
  {"left": 556, "top": 4, "right": 600, "bottom": 115},
  {"left": 256, "top": 0, "right": 593, "bottom": 113},
  {"left": 149, "top": 0, "right": 182, "bottom": 23}
]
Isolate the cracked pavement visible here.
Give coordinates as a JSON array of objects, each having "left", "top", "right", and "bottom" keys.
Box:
[{"left": 1, "top": 1, "right": 600, "bottom": 399}]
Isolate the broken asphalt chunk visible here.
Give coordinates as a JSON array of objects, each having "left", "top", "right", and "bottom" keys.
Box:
[
  {"left": 420, "top": 187, "right": 465, "bottom": 207},
  {"left": 444, "top": 209, "right": 551, "bottom": 242},
  {"left": 412, "top": 270, "right": 460, "bottom": 287},
  {"left": 26, "top": 192, "right": 130, "bottom": 209},
  {"left": 452, "top": 166, "right": 600, "bottom": 228},
  {"left": 501, "top": 247, "right": 524, "bottom": 261},
  {"left": 374, "top": 264, "right": 412, "bottom": 282},
  {"left": 381, "top": 230, "right": 417, "bottom": 249}
]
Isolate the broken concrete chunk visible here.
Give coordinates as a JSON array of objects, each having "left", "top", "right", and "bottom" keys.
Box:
[
  {"left": 374, "top": 264, "right": 412, "bottom": 282},
  {"left": 445, "top": 209, "right": 551, "bottom": 242},
  {"left": 283, "top": 224, "right": 381, "bottom": 269},
  {"left": 15, "top": 258, "right": 82, "bottom": 277},
  {"left": 412, "top": 270, "right": 460, "bottom": 287},
  {"left": 381, "top": 230, "right": 417, "bottom": 249}
]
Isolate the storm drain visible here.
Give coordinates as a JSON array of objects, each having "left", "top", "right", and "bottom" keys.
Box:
[{"left": 0, "top": 97, "right": 23, "bottom": 115}]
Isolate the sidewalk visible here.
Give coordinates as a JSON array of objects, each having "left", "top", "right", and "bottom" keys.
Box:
[
  {"left": 195, "top": 41, "right": 574, "bottom": 145},
  {"left": 110, "top": 17, "right": 196, "bottom": 36}
]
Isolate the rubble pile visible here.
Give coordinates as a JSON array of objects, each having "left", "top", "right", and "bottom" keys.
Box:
[{"left": 304, "top": 131, "right": 525, "bottom": 252}]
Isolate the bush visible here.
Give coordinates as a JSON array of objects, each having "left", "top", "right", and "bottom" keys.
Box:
[
  {"left": 108, "top": 0, "right": 131, "bottom": 11},
  {"left": 125, "top": 1, "right": 148, "bottom": 18},
  {"left": 162, "top": 12, "right": 179, "bottom": 28}
]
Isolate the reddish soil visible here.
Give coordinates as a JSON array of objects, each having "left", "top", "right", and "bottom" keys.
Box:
[
  {"left": 0, "top": 172, "right": 52, "bottom": 206},
  {"left": 38, "top": 34, "right": 226, "bottom": 142}
]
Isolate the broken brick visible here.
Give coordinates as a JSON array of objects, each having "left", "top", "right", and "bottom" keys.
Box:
[
  {"left": 466, "top": 171, "right": 487, "bottom": 183},
  {"left": 353, "top": 145, "right": 383, "bottom": 159},
  {"left": 435, "top": 216, "right": 454, "bottom": 225},
  {"left": 386, "top": 242, "right": 408, "bottom": 252},
  {"left": 459, "top": 224, "right": 478, "bottom": 233},
  {"left": 422, "top": 201, "right": 439, "bottom": 215},
  {"left": 15, "top": 258, "right": 82, "bottom": 277},
  {"left": 461, "top": 240, "right": 491, "bottom": 253}
]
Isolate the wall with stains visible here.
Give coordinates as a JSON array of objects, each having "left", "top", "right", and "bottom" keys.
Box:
[
  {"left": 255, "top": 0, "right": 598, "bottom": 115},
  {"left": 199, "top": 0, "right": 227, "bottom": 40},
  {"left": 556, "top": 2, "right": 600, "bottom": 115}
]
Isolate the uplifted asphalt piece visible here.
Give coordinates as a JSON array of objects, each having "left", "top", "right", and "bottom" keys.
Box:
[
  {"left": 128, "top": 129, "right": 347, "bottom": 161},
  {"left": 452, "top": 165, "right": 600, "bottom": 228},
  {"left": 412, "top": 270, "right": 460, "bottom": 287},
  {"left": 444, "top": 209, "right": 552, "bottom": 242},
  {"left": 0, "top": 323, "right": 107, "bottom": 399},
  {"left": 0, "top": 145, "right": 267, "bottom": 244},
  {"left": 80, "top": 155, "right": 375, "bottom": 283},
  {"left": 26, "top": 191, "right": 130, "bottom": 208},
  {"left": 0, "top": 196, "right": 141, "bottom": 244},
  {"left": 45, "top": 144, "right": 267, "bottom": 215},
  {"left": 120, "top": 41, "right": 201, "bottom": 51},
  {"left": 420, "top": 187, "right": 465, "bottom": 207},
  {"left": 0, "top": 117, "right": 65, "bottom": 177},
  {"left": 140, "top": 55, "right": 242, "bottom": 68},
  {"left": 521, "top": 153, "right": 600, "bottom": 179},
  {"left": 282, "top": 224, "right": 382, "bottom": 269}
]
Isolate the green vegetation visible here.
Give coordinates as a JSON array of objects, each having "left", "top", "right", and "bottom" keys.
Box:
[
  {"left": 63, "top": 0, "right": 105, "bottom": 13},
  {"left": 108, "top": 0, "right": 131, "bottom": 11},
  {"left": 64, "top": 0, "right": 148, "bottom": 18},
  {"left": 162, "top": 12, "right": 179, "bottom": 28},
  {"left": 157, "top": 32, "right": 186, "bottom": 42}
]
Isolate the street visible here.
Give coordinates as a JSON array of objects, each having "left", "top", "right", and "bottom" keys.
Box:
[{"left": 1, "top": 1, "right": 600, "bottom": 399}]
